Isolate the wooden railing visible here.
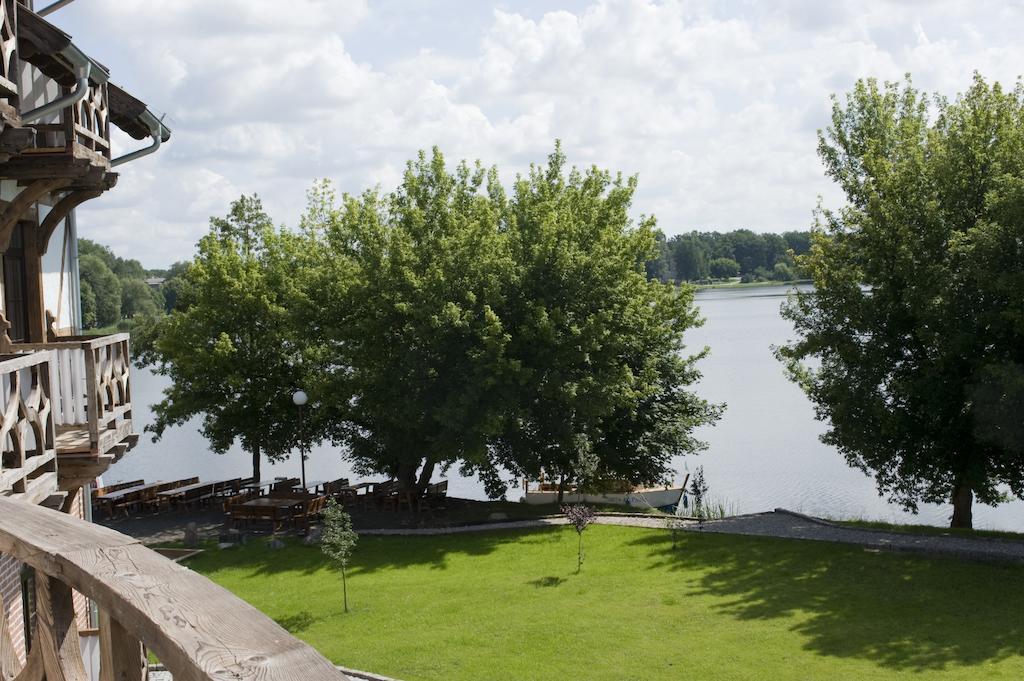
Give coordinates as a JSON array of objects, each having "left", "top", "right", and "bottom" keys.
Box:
[
  {"left": 0, "top": 497, "right": 349, "bottom": 681},
  {"left": 12, "top": 334, "right": 132, "bottom": 456},
  {"left": 70, "top": 80, "right": 111, "bottom": 159},
  {"left": 0, "top": 351, "right": 58, "bottom": 504},
  {"left": 25, "top": 78, "right": 112, "bottom": 163}
]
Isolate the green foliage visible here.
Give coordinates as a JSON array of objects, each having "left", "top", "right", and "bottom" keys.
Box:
[
  {"left": 770, "top": 261, "right": 796, "bottom": 281},
  {"left": 160, "top": 261, "right": 190, "bottom": 312},
  {"left": 646, "top": 229, "right": 811, "bottom": 283},
  {"left": 778, "top": 74, "right": 1024, "bottom": 528},
  {"left": 120, "top": 278, "right": 163, "bottom": 319},
  {"left": 489, "top": 144, "right": 723, "bottom": 495},
  {"left": 707, "top": 257, "right": 740, "bottom": 279},
  {"left": 321, "top": 498, "right": 358, "bottom": 613},
  {"left": 302, "top": 153, "right": 512, "bottom": 494},
  {"left": 300, "top": 144, "right": 719, "bottom": 496},
  {"left": 79, "top": 278, "right": 96, "bottom": 328},
  {"left": 673, "top": 235, "right": 708, "bottom": 280},
  {"left": 78, "top": 238, "right": 171, "bottom": 327},
  {"left": 78, "top": 254, "right": 122, "bottom": 327},
  {"left": 689, "top": 466, "right": 709, "bottom": 520},
  {"left": 136, "top": 195, "right": 312, "bottom": 481}
]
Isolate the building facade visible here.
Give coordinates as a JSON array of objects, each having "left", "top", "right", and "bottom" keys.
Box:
[
  {"left": 0, "top": 0, "right": 167, "bottom": 673},
  {"left": 0, "top": 4, "right": 347, "bottom": 678}
]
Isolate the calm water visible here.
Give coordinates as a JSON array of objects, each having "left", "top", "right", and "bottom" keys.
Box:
[{"left": 108, "top": 285, "right": 1024, "bottom": 531}]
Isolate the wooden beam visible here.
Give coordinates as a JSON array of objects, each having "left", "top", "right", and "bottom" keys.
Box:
[
  {"left": 39, "top": 189, "right": 102, "bottom": 254},
  {"left": 11, "top": 647, "right": 41, "bottom": 681},
  {"left": 98, "top": 611, "right": 145, "bottom": 681},
  {"left": 33, "top": 575, "right": 88, "bottom": 681},
  {"left": 23, "top": 219, "right": 46, "bottom": 343},
  {"left": 0, "top": 178, "right": 69, "bottom": 251}
]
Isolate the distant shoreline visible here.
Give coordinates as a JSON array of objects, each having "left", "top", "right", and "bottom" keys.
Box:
[{"left": 693, "top": 278, "right": 812, "bottom": 291}]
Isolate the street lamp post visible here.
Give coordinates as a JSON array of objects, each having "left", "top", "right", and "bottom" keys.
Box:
[{"left": 292, "top": 389, "right": 308, "bottom": 490}]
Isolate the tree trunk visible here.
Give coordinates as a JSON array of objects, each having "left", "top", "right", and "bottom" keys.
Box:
[
  {"left": 415, "top": 457, "right": 436, "bottom": 496},
  {"left": 557, "top": 474, "right": 565, "bottom": 505},
  {"left": 251, "top": 444, "right": 261, "bottom": 483},
  {"left": 950, "top": 482, "right": 973, "bottom": 529},
  {"left": 396, "top": 461, "right": 417, "bottom": 493},
  {"left": 342, "top": 567, "right": 349, "bottom": 613}
]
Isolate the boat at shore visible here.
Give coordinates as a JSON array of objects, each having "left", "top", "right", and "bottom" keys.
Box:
[{"left": 522, "top": 476, "right": 687, "bottom": 511}]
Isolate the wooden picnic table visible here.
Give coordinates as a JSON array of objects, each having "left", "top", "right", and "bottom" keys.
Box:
[
  {"left": 303, "top": 479, "right": 329, "bottom": 492},
  {"left": 241, "top": 479, "right": 279, "bottom": 489},
  {"left": 98, "top": 481, "right": 165, "bottom": 503},
  {"left": 234, "top": 497, "right": 305, "bottom": 530},
  {"left": 96, "top": 480, "right": 168, "bottom": 518},
  {"left": 158, "top": 480, "right": 218, "bottom": 498}
]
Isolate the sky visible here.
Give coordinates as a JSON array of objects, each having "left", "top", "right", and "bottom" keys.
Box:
[{"left": 49, "top": 0, "right": 1024, "bottom": 268}]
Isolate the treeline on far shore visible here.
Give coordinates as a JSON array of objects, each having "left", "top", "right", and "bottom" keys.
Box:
[
  {"left": 645, "top": 229, "right": 811, "bottom": 284},
  {"left": 78, "top": 238, "right": 186, "bottom": 331}
]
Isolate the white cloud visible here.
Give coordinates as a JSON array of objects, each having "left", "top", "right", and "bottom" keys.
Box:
[{"left": 47, "top": 0, "right": 1024, "bottom": 266}]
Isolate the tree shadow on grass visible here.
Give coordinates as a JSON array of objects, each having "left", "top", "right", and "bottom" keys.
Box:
[
  {"left": 191, "top": 527, "right": 566, "bottom": 578},
  {"left": 274, "top": 610, "right": 317, "bottom": 633},
  {"left": 629, "top": 531, "right": 1024, "bottom": 672},
  {"left": 527, "top": 576, "right": 565, "bottom": 588}
]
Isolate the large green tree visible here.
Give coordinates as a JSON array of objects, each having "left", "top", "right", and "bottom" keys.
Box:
[
  {"left": 136, "top": 196, "right": 312, "bottom": 481},
  {"left": 304, "top": 154, "right": 513, "bottom": 494},
  {"left": 489, "top": 146, "right": 722, "bottom": 498},
  {"left": 779, "top": 75, "right": 1024, "bottom": 528}
]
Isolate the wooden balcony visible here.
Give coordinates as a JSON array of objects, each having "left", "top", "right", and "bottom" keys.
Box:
[
  {"left": 0, "top": 496, "right": 349, "bottom": 681},
  {"left": 0, "top": 350, "right": 60, "bottom": 506},
  {"left": 0, "top": 2, "right": 117, "bottom": 191},
  {"left": 11, "top": 334, "right": 136, "bottom": 492}
]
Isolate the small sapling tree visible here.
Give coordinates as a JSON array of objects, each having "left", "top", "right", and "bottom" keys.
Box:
[
  {"left": 321, "top": 498, "right": 358, "bottom": 613},
  {"left": 667, "top": 515, "right": 686, "bottom": 550},
  {"left": 562, "top": 504, "right": 596, "bottom": 573},
  {"left": 689, "top": 467, "right": 710, "bottom": 528}
]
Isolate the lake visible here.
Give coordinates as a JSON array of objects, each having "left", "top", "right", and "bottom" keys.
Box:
[{"left": 107, "top": 284, "right": 1024, "bottom": 531}]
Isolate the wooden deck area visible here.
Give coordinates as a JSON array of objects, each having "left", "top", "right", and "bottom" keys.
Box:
[{"left": 55, "top": 426, "right": 91, "bottom": 453}]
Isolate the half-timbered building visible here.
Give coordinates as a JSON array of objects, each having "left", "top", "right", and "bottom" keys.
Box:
[{"left": 0, "top": 3, "right": 347, "bottom": 679}]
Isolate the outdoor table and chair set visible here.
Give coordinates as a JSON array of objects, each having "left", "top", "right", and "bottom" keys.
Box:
[{"left": 91, "top": 475, "right": 450, "bottom": 534}]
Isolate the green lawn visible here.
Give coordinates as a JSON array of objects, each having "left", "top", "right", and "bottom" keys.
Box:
[{"left": 184, "top": 526, "right": 1024, "bottom": 680}]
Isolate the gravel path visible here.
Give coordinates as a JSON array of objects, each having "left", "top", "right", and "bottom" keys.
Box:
[
  {"left": 106, "top": 506, "right": 1024, "bottom": 564},
  {"left": 692, "top": 509, "right": 1024, "bottom": 563}
]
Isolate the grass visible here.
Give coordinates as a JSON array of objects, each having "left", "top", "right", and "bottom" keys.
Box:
[
  {"left": 832, "top": 518, "right": 1024, "bottom": 542},
  {"left": 183, "top": 525, "right": 1024, "bottom": 680}
]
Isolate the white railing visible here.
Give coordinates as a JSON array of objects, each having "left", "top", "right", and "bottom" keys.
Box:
[{"left": 13, "top": 333, "right": 131, "bottom": 454}]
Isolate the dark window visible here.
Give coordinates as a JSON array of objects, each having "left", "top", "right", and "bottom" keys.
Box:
[
  {"left": 20, "top": 565, "right": 35, "bottom": 652},
  {"left": 3, "top": 223, "right": 28, "bottom": 342}
]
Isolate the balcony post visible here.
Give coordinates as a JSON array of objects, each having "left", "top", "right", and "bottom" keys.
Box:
[
  {"left": 98, "top": 610, "right": 146, "bottom": 681},
  {"left": 34, "top": 573, "right": 89, "bottom": 681},
  {"left": 83, "top": 346, "right": 100, "bottom": 451}
]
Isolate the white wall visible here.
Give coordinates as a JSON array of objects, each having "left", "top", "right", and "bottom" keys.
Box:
[
  {"left": 17, "top": 61, "right": 61, "bottom": 124},
  {"left": 39, "top": 204, "right": 77, "bottom": 332}
]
